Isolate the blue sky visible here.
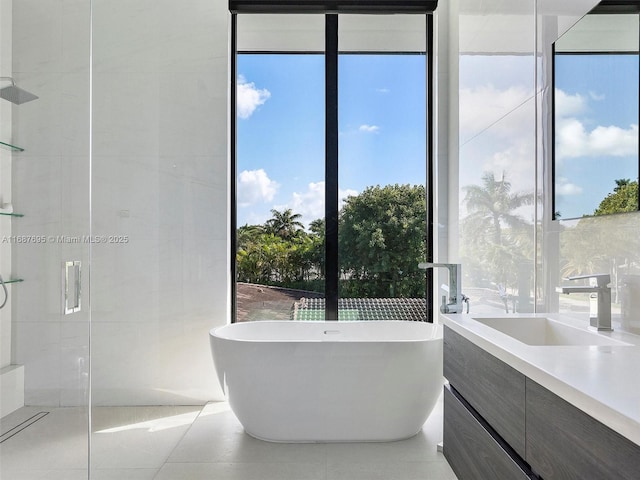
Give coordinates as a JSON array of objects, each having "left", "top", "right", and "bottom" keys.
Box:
[
  {"left": 554, "top": 54, "right": 639, "bottom": 219},
  {"left": 237, "top": 52, "right": 639, "bottom": 226},
  {"left": 236, "top": 54, "right": 426, "bottom": 228}
]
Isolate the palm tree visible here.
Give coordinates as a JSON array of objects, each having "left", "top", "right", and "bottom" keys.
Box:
[
  {"left": 237, "top": 224, "right": 264, "bottom": 250},
  {"left": 309, "top": 218, "right": 325, "bottom": 236},
  {"left": 264, "top": 208, "right": 304, "bottom": 239},
  {"left": 461, "top": 171, "right": 535, "bottom": 288},
  {"left": 462, "top": 171, "right": 534, "bottom": 246}
]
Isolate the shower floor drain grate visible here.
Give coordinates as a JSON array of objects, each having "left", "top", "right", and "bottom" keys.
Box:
[{"left": 0, "top": 411, "right": 49, "bottom": 443}]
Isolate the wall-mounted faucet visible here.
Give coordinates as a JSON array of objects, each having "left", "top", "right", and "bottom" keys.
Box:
[
  {"left": 556, "top": 273, "right": 612, "bottom": 331},
  {"left": 418, "top": 263, "right": 469, "bottom": 314}
]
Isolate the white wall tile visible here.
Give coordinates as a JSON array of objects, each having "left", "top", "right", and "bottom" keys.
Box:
[
  {"left": 14, "top": 321, "right": 61, "bottom": 406},
  {"left": 12, "top": 0, "right": 63, "bottom": 74},
  {"left": 91, "top": 73, "right": 161, "bottom": 157},
  {"left": 157, "top": 73, "right": 228, "bottom": 157}
]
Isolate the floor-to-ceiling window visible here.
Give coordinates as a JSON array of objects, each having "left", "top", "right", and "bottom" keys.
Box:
[
  {"left": 337, "top": 16, "right": 429, "bottom": 320},
  {"left": 233, "top": 14, "right": 326, "bottom": 322},
  {"left": 551, "top": 6, "right": 640, "bottom": 326},
  {"left": 232, "top": 11, "right": 433, "bottom": 322},
  {"left": 553, "top": 13, "right": 639, "bottom": 221}
]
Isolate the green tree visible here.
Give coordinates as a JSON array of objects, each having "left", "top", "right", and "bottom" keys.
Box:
[
  {"left": 309, "top": 218, "right": 325, "bottom": 236},
  {"left": 338, "top": 184, "right": 426, "bottom": 298},
  {"left": 307, "top": 218, "right": 325, "bottom": 278},
  {"left": 461, "top": 171, "right": 535, "bottom": 288},
  {"left": 593, "top": 179, "right": 639, "bottom": 216},
  {"left": 559, "top": 180, "right": 639, "bottom": 292},
  {"left": 236, "top": 216, "right": 324, "bottom": 290},
  {"left": 236, "top": 232, "right": 273, "bottom": 284},
  {"left": 264, "top": 208, "right": 304, "bottom": 239},
  {"left": 237, "top": 224, "right": 264, "bottom": 250}
]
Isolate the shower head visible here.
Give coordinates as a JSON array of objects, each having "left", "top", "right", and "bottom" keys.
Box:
[{"left": 0, "top": 77, "right": 38, "bottom": 105}]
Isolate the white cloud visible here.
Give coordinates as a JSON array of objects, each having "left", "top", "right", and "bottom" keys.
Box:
[
  {"left": 458, "top": 84, "right": 537, "bottom": 207},
  {"left": 556, "top": 177, "right": 583, "bottom": 196},
  {"left": 555, "top": 89, "right": 587, "bottom": 118},
  {"left": 359, "top": 124, "right": 380, "bottom": 133},
  {"left": 237, "top": 75, "right": 271, "bottom": 119},
  {"left": 276, "top": 181, "right": 358, "bottom": 226},
  {"left": 376, "top": 88, "right": 390, "bottom": 94},
  {"left": 339, "top": 188, "right": 359, "bottom": 208},
  {"left": 556, "top": 118, "right": 638, "bottom": 160},
  {"left": 459, "top": 84, "right": 533, "bottom": 141},
  {"left": 287, "top": 182, "right": 325, "bottom": 223},
  {"left": 553, "top": 87, "right": 638, "bottom": 160},
  {"left": 237, "top": 169, "right": 279, "bottom": 207},
  {"left": 484, "top": 144, "right": 534, "bottom": 192}
]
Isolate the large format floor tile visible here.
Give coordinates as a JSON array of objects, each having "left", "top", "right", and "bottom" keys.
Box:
[
  {"left": 1, "top": 396, "right": 456, "bottom": 479},
  {"left": 0, "top": 407, "right": 89, "bottom": 474},
  {"left": 91, "top": 406, "right": 202, "bottom": 469}
]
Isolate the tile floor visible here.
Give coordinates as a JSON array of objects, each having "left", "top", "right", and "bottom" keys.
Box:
[{"left": 1, "top": 395, "right": 457, "bottom": 479}]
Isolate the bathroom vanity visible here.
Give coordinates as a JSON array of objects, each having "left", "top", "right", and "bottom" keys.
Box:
[{"left": 441, "top": 314, "right": 640, "bottom": 480}]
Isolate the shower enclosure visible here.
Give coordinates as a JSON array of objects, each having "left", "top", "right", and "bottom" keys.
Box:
[{"left": 0, "top": 0, "right": 228, "bottom": 476}]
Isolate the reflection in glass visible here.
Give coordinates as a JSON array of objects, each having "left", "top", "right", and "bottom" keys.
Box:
[{"left": 458, "top": 52, "right": 536, "bottom": 314}]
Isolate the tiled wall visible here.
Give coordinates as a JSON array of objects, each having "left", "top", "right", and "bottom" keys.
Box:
[
  {"left": 0, "top": 0, "right": 13, "bottom": 371},
  {"left": 12, "top": 0, "right": 227, "bottom": 406},
  {"left": 0, "top": 0, "right": 25, "bottom": 418}
]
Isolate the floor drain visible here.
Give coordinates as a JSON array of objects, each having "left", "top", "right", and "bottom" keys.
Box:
[{"left": 0, "top": 412, "right": 49, "bottom": 443}]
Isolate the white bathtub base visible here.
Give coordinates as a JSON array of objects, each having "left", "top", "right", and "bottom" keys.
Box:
[
  {"left": 211, "top": 321, "right": 443, "bottom": 444},
  {"left": 244, "top": 429, "right": 423, "bottom": 444}
]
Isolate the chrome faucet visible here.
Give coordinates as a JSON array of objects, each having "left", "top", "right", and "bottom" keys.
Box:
[
  {"left": 556, "top": 273, "right": 612, "bottom": 331},
  {"left": 418, "top": 263, "right": 469, "bottom": 314}
]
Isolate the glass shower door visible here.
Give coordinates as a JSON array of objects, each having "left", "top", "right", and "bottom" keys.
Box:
[
  {"left": 0, "top": 0, "right": 91, "bottom": 478},
  {"left": 90, "top": 0, "right": 228, "bottom": 476}
]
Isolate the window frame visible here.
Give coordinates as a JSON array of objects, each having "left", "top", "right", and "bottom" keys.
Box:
[
  {"left": 230, "top": 12, "right": 435, "bottom": 322},
  {"left": 551, "top": 2, "right": 640, "bottom": 220}
]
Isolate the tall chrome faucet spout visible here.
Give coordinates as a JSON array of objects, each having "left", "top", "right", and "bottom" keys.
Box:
[
  {"left": 556, "top": 273, "right": 612, "bottom": 331},
  {"left": 418, "top": 263, "right": 468, "bottom": 314}
]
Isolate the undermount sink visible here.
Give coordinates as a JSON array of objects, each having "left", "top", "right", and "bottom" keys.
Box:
[{"left": 473, "top": 316, "right": 630, "bottom": 346}]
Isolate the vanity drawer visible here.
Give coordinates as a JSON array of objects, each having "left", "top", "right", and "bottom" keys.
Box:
[
  {"left": 443, "top": 326, "right": 526, "bottom": 458},
  {"left": 526, "top": 379, "right": 640, "bottom": 480},
  {"left": 444, "top": 385, "right": 532, "bottom": 480}
]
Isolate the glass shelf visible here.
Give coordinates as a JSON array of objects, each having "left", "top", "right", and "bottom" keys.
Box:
[
  {"left": 3, "top": 278, "right": 23, "bottom": 284},
  {"left": 0, "top": 141, "right": 24, "bottom": 152},
  {"left": 0, "top": 212, "right": 23, "bottom": 217}
]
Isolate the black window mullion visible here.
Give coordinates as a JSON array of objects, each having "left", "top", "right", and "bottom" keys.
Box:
[
  {"left": 325, "top": 14, "right": 339, "bottom": 321},
  {"left": 426, "top": 13, "right": 434, "bottom": 322},
  {"left": 229, "top": 0, "right": 438, "bottom": 14},
  {"left": 230, "top": 13, "right": 239, "bottom": 323}
]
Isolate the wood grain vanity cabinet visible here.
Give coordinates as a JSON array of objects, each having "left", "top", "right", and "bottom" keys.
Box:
[
  {"left": 443, "top": 326, "right": 526, "bottom": 458},
  {"left": 443, "top": 325, "right": 640, "bottom": 480},
  {"left": 526, "top": 379, "right": 640, "bottom": 480},
  {"left": 444, "top": 385, "right": 532, "bottom": 479}
]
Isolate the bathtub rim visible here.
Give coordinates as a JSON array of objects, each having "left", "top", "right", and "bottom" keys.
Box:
[{"left": 210, "top": 319, "right": 442, "bottom": 343}]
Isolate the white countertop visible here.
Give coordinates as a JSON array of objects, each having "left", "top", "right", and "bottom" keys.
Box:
[{"left": 441, "top": 313, "right": 640, "bottom": 447}]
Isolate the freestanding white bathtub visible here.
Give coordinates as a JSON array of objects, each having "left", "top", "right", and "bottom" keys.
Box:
[{"left": 210, "top": 320, "right": 443, "bottom": 443}]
